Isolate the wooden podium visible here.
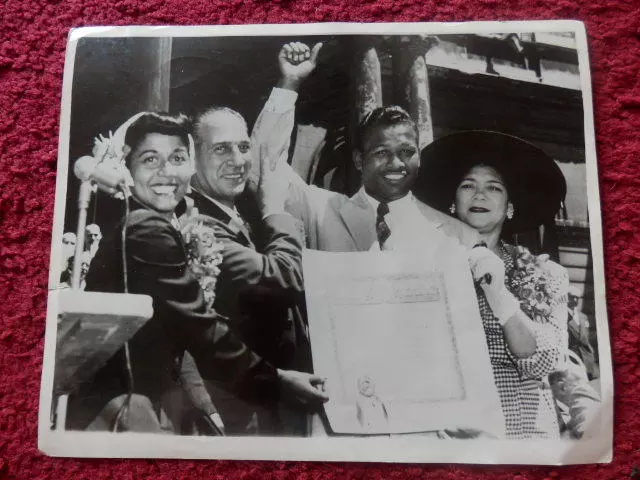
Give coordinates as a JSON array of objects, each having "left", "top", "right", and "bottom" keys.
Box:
[
  {"left": 53, "top": 290, "right": 153, "bottom": 396},
  {"left": 49, "top": 179, "right": 154, "bottom": 429}
]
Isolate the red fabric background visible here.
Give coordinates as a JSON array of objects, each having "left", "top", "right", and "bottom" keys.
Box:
[{"left": 0, "top": 0, "right": 638, "bottom": 478}]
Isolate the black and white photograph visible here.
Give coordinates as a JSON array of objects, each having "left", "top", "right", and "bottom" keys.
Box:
[{"left": 39, "top": 21, "right": 612, "bottom": 464}]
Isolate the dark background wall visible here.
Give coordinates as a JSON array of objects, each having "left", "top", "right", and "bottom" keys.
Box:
[{"left": 64, "top": 34, "right": 586, "bottom": 229}]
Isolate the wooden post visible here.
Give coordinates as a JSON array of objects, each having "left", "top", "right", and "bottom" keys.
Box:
[
  {"left": 342, "top": 37, "right": 384, "bottom": 193},
  {"left": 392, "top": 36, "right": 437, "bottom": 149},
  {"left": 353, "top": 38, "right": 383, "bottom": 123},
  {"left": 134, "top": 37, "right": 173, "bottom": 112}
]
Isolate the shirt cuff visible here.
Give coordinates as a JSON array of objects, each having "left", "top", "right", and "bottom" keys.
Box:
[{"left": 263, "top": 87, "right": 298, "bottom": 113}]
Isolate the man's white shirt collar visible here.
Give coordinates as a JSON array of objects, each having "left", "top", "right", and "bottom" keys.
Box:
[
  {"left": 360, "top": 187, "right": 417, "bottom": 224},
  {"left": 360, "top": 187, "right": 445, "bottom": 252},
  {"left": 192, "top": 186, "right": 243, "bottom": 224}
]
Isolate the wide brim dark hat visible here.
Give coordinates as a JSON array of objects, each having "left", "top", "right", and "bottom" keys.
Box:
[{"left": 413, "top": 130, "right": 567, "bottom": 234}]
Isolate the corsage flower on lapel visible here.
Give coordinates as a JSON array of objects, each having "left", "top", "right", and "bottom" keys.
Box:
[{"left": 181, "top": 217, "right": 224, "bottom": 313}]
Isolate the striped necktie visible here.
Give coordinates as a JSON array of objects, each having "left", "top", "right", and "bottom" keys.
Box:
[{"left": 376, "top": 202, "right": 391, "bottom": 248}]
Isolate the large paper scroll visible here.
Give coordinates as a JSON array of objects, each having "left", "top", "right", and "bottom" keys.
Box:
[{"left": 303, "top": 247, "right": 505, "bottom": 437}]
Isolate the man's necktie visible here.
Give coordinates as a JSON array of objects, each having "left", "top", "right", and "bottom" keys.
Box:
[
  {"left": 231, "top": 216, "right": 253, "bottom": 244},
  {"left": 376, "top": 202, "right": 391, "bottom": 248}
]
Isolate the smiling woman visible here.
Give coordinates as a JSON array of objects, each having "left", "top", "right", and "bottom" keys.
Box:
[
  {"left": 65, "top": 111, "right": 329, "bottom": 434},
  {"left": 416, "top": 130, "right": 575, "bottom": 439},
  {"left": 123, "top": 113, "right": 195, "bottom": 216},
  {"left": 455, "top": 165, "right": 514, "bottom": 242}
]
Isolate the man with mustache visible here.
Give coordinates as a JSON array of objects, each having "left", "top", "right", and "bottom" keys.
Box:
[{"left": 189, "top": 42, "right": 322, "bottom": 436}]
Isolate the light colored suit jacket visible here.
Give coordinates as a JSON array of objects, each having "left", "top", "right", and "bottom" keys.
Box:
[
  {"left": 285, "top": 184, "right": 479, "bottom": 252},
  {"left": 251, "top": 88, "right": 492, "bottom": 438},
  {"left": 250, "top": 88, "right": 478, "bottom": 253}
]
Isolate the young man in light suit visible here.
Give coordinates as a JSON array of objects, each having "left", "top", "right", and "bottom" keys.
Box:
[
  {"left": 253, "top": 43, "right": 506, "bottom": 439},
  {"left": 252, "top": 44, "right": 478, "bottom": 255}
]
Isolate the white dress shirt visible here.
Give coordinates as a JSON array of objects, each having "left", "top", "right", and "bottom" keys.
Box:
[
  {"left": 361, "top": 188, "right": 449, "bottom": 255},
  {"left": 191, "top": 186, "right": 245, "bottom": 226}
]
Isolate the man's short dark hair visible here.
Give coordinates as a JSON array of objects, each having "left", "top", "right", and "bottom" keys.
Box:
[
  {"left": 353, "top": 106, "right": 419, "bottom": 152},
  {"left": 124, "top": 112, "right": 192, "bottom": 167}
]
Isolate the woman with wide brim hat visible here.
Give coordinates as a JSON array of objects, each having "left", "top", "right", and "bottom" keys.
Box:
[
  {"left": 414, "top": 130, "right": 567, "bottom": 241},
  {"left": 414, "top": 131, "right": 570, "bottom": 439}
]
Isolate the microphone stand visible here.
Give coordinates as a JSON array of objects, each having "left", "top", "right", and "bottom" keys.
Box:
[
  {"left": 70, "top": 180, "right": 94, "bottom": 289},
  {"left": 51, "top": 178, "right": 153, "bottom": 432},
  {"left": 51, "top": 179, "right": 93, "bottom": 431}
]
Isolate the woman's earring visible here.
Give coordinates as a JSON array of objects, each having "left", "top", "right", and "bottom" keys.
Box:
[
  {"left": 449, "top": 203, "right": 456, "bottom": 215},
  {"left": 506, "top": 204, "right": 514, "bottom": 220}
]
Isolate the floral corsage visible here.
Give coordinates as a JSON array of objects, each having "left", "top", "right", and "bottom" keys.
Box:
[
  {"left": 505, "top": 246, "right": 559, "bottom": 324},
  {"left": 181, "top": 218, "right": 224, "bottom": 313}
]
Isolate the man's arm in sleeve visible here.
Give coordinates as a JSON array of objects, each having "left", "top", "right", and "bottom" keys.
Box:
[
  {"left": 179, "top": 351, "right": 219, "bottom": 417},
  {"left": 249, "top": 86, "right": 307, "bottom": 190},
  {"left": 251, "top": 41, "right": 341, "bottom": 227},
  {"left": 213, "top": 213, "right": 305, "bottom": 292},
  {"left": 250, "top": 87, "right": 339, "bottom": 238},
  {"left": 508, "top": 262, "right": 568, "bottom": 380},
  {"left": 248, "top": 41, "right": 323, "bottom": 192}
]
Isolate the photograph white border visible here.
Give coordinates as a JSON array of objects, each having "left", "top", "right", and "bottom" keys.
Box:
[{"left": 39, "top": 20, "right": 613, "bottom": 464}]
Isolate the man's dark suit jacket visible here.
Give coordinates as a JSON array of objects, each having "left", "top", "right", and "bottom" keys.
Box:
[
  {"left": 189, "top": 189, "right": 310, "bottom": 371},
  {"left": 67, "top": 198, "right": 279, "bottom": 430}
]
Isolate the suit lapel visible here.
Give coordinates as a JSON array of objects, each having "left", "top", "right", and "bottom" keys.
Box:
[
  {"left": 189, "top": 190, "right": 253, "bottom": 246},
  {"left": 239, "top": 223, "right": 254, "bottom": 246},
  {"left": 413, "top": 198, "right": 479, "bottom": 247},
  {"left": 339, "top": 190, "right": 376, "bottom": 251},
  {"left": 128, "top": 196, "right": 188, "bottom": 251},
  {"left": 414, "top": 199, "right": 445, "bottom": 230},
  {"left": 227, "top": 217, "right": 253, "bottom": 247}
]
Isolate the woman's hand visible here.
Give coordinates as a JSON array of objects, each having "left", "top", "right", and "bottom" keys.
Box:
[
  {"left": 468, "top": 247, "right": 520, "bottom": 324},
  {"left": 277, "top": 369, "right": 329, "bottom": 408},
  {"left": 468, "top": 246, "right": 507, "bottom": 289},
  {"left": 470, "top": 247, "right": 538, "bottom": 357}
]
